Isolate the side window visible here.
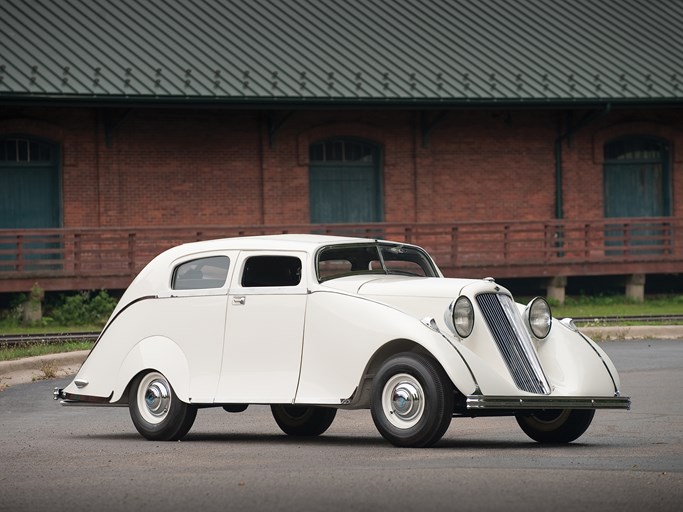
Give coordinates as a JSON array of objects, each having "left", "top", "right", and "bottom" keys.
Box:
[
  {"left": 241, "top": 256, "right": 302, "bottom": 287},
  {"left": 172, "top": 256, "right": 230, "bottom": 290}
]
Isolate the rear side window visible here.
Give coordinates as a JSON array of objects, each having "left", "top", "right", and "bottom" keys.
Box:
[
  {"left": 172, "top": 256, "right": 230, "bottom": 290},
  {"left": 241, "top": 256, "right": 302, "bottom": 287}
]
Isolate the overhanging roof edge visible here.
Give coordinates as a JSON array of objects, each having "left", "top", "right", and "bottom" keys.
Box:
[{"left": 1, "top": 93, "right": 682, "bottom": 110}]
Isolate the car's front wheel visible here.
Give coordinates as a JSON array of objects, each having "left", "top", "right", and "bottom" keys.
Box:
[
  {"left": 271, "top": 405, "right": 337, "bottom": 436},
  {"left": 129, "top": 371, "right": 197, "bottom": 441},
  {"left": 371, "top": 353, "right": 454, "bottom": 448},
  {"left": 516, "top": 409, "right": 595, "bottom": 443}
]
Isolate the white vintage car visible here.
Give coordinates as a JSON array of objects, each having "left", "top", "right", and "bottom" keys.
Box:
[{"left": 55, "top": 234, "right": 630, "bottom": 447}]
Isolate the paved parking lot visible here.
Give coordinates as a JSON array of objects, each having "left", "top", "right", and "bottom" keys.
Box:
[{"left": 1, "top": 340, "right": 682, "bottom": 511}]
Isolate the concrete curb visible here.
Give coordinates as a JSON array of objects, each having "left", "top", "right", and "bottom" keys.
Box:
[
  {"left": 1, "top": 327, "right": 682, "bottom": 390},
  {"left": 0, "top": 350, "right": 90, "bottom": 374},
  {"left": 581, "top": 325, "right": 683, "bottom": 341},
  {"left": 0, "top": 350, "right": 89, "bottom": 389}
]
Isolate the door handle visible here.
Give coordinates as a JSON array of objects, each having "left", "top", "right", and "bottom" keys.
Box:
[{"left": 233, "top": 296, "right": 246, "bottom": 305}]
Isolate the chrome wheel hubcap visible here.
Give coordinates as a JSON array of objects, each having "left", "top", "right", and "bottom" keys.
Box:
[
  {"left": 382, "top": 374, "right": 425, "bottom": 429},
  {"left": 137, "top": 372, "right": 171, "bottom": 425},
  {"left": 145, "top": 381, "right": 170, "bottom": 416}
]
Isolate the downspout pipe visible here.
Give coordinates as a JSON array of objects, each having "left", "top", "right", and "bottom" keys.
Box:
[
  {"left": 554, "top": 104, "right": 612, "bottom": 219},
  {"left": 554, "top": 138, "right": 564, "bottom": 219}
]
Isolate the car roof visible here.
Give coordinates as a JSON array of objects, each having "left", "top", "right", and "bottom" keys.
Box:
[{"left": 170, "top": 233, "right": 378, "bottom": 255}]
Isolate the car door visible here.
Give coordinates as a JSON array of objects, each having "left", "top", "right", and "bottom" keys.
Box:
[
  {"left": 215, "top": 251, "right": 307, "bottom": 403},
  {"left": 162, "top": 252, "right": 237, "bottom": 403}
]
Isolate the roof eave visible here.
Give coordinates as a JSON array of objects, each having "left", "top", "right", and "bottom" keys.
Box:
[{"left": 1, "top": 93, "right": 682, "bottom": 110}]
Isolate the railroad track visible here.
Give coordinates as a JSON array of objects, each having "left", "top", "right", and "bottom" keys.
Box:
[
  {"left": 2, "top": 314, "right": 682, "bottom": 347},
  {"left": 572, "top": 314, "right": 683, "bottom": 325},
  {"left": 0, "top": 332, "right": 100, "bottom": 347}
]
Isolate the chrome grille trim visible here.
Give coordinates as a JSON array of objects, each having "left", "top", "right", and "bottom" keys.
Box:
[{"left": 476, "top": 293, "right": 550, "bottom": 395}]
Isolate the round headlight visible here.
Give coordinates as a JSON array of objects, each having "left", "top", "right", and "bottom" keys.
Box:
[
  {"left": 447, "top": 296, "right": 475, "bottom": 338},
  {"left": 527, "top": 297, "right": 552, "bottom": 339}
]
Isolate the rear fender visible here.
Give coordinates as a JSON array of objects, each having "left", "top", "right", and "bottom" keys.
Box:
[{"left": 111, "top": 336, "right": 190, "bottom": 403}]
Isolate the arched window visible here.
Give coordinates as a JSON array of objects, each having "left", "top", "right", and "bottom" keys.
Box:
[
  {"left": 0, "top": 137, "right": 55, "bottom": 164},
  {"left": 309, "top": 138, "right": 382, "bottom": 223}
]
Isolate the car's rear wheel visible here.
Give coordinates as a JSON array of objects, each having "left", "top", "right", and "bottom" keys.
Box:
[
  {"left": 129, "top": 371, "right": 197, "bottom": 441},
  {"left": 371, "top": 353, "right": 453, "bottom": 448},
  {"left": 271, "top": 405, "right": 337, "bottom": 436},
  {"left": 516, "top": 409, "right": 595, "bottom": 443}
]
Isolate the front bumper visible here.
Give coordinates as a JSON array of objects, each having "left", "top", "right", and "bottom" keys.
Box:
[{"left": 465, "top": 395, "right": 631, "bottom": 410}]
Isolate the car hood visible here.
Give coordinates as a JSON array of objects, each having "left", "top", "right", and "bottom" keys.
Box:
[
  {"left": 320, "top": 275, "right": 511, "bottom": 331},
  {"left": 321, "top": 275, "right": 507, "bottom": 299}
]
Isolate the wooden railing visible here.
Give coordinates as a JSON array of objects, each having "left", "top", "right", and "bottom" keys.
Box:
[{"left": 1, "top": 217, "right": 682, "bottom": 291}]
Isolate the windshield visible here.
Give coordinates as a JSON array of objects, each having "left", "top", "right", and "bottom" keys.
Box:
[{"left": 316, "top": 243, "right": 438, "bottom": 281}]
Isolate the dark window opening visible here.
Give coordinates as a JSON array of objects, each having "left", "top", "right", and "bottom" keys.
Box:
[
  {"left": 241, "top": 256, "right": 302, "bottom": 287},
  {"left": 604, "top": 137, "right": 666, "bottom": 162},
  {"left": 310, "top": 139, "right": 376, "bottom": 164},
  {"left": 0, "top": 137, "right": 54, "bottom": 164}
]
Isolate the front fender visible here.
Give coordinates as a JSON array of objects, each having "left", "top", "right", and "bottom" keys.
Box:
[
  {"left": 111, "top": 336, "right": 191, "bottom": 403},
  {"left": 535, "top": 321, "right": 621, "bottom": 396},
  {"left": 296, "top": 291, "right": 481, "bottom": 403}
]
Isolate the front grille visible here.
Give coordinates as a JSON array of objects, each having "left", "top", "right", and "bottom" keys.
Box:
[{"left": 476, "top": 293, "right": 550, "bottom": 395}]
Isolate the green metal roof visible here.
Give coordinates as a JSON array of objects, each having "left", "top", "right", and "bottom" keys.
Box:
[{"left": 1, "top": 0, "right": 682, "bottom": 105}]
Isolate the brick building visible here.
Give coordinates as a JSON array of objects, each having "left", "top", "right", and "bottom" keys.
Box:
[{"left": 1, "top": 0, "right": 682, "bottom": 298}]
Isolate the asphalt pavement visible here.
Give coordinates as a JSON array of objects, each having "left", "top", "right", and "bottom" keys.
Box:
[{"left": 0, "top": 340, "right": 681, "bottom": 512}]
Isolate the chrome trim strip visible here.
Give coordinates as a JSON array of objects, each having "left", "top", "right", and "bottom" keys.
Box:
[
  {"left": 577, "top": 331, "right": 621, "bottom": 396},
  {"left": 439, "top": 332, "right": 482, "bottom": 395},
  {"left": 60, "top": 400, "right": 127, "bottom": 407},
  {"left": 466, "top": 395, "right": 631, "bottom": 410},
  {"left": 58, "top": 391, "right": 116, "bottom": 406}
]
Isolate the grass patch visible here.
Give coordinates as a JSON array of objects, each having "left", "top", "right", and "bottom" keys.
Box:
[
  {"left": 551, "top": 295, "right": 683, "bottom": 319},
  {"left": 0, "top": 320, "right": 102, "bottom": 335},
  {"left": 0, "top": 341, "right": 94, "bottom": 362}
]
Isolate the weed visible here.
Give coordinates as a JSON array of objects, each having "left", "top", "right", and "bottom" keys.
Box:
[{"left": 39, "top": 360, "right": 58, "bottom": 379}]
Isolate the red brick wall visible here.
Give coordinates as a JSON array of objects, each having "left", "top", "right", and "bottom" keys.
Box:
[{"left": 1, "top": 106, "right": 681, "bottom": 228}]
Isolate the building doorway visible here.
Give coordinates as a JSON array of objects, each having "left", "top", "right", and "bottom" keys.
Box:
[
  {"left": 0, "top": 136, "right": 60, "bottom": 228},
  {"left": 309, "top": 138, "right": 382, "bottom": 224},
  {"left": 604, "top": 136, "right": 671, "bottom": 254},
  {"left": 0, "top": 136, "right": 61, "bottom": 269}
]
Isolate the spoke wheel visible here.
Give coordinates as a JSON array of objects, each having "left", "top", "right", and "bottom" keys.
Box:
[
  {"left": 516, "top": 409, "right": 595, "bottom": 444},
  {"left": 271, "top": 405, "right": 337, "bottom": 436},
  {"left": 129, "top": 371, "right": 197, "bottom": 441},
  {"left": 371, "top": 353, "right": 453, "bottom": 448}
]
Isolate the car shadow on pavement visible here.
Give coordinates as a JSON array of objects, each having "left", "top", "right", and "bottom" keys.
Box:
[{"left": 70, "top": 431, "right": 602, "bottom": 450}]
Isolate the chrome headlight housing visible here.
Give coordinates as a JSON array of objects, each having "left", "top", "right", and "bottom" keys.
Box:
[
  {"left": 445, "top": 296, "right": 475, "bottom": 338},
  {"left": 526, "top": 297, "right": 552, "bottom": 339}
]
